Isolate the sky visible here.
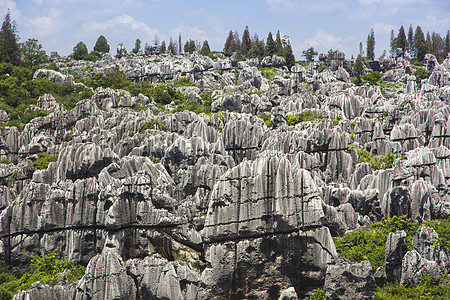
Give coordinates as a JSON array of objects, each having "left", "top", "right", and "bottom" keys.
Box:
[{"left": 1, "top": 0, "right": 449, "bottom": 60}]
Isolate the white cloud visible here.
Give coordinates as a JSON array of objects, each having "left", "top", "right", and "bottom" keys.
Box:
[
  {"left": 32, "top": 0, "right": 43, "bottom": 5},
  {"left": 171, "top": 23, "right": 208, "bottom": 43},
  {"left": 295, "top": 30, "right": 355, "bottom": 57},
  {"left": 373, "top": 22, "right": 395, "bottom": 35},
  {"left": 27, "top": 8, "right": 63, "bottom": 37},
  {"left": 358, "top": 0, "right": 382, "bottom": 4},
  {"left": 81, "top": 14, "right": 161, "bottom": 41},
  {"left": 0, "top": 0, "right": 21, "bottom": 20},
  {"left": 265, "top": 0, "right": 296, "bottom": 10}
]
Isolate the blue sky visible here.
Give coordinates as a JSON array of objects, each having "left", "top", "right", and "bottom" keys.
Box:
[{"left": 1, "top": 0, "right": 449, "bottom": 59}]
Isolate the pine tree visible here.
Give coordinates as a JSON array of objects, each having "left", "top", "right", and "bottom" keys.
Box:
[
  {"left": 414, "top": 26, "right": 426, "bottom": 62},
  {"left": 200, "top": 40, "right": 211, "bottom": 56},
  {"left": 168, "top": 37, "right": 176, "bottom": 55},
  {"left": 407, "top": 24, "right": 415, "bottom": 59},
  {"left": 282, "top": 38, "right": 295, "bottom": 69},
  {"left": 224, "top": 30, "right": 236, "bottom": 53},
  {"left": 275, "top": 30, "right": 283, "bottom": 56},
  {"left": 390, "top": 30, "right": 397, "bottom": 58},
  {"left": 366, "top": 28, "right": 375, "bottom": 61},
  {"left": 184, "top": 39, "right": 196, "bottom": 54},
  {"left": 178, "top": 33, "right": 182, "bottom": 54},
  {"left": 431, "top": 32, "right": 444, "bottom": 61},
  {"left": 0, "top": 10, "right": 21, "bottom": 65},
  {"left": 233, "top": 30, "right": 241, "bottom": 51},
  {"left": 353, "top": 54, "right": 364, "bottom": 85},
  {"left": 359, "top": 42, "right": 364, "bottom": 57},
  {"left": 302, "top": 47, "right": 317, "bottom": 62},
  {"left": 444, "top": 31, "right": 450, "bottom": 59},
  {"left": 132, "top": 39, "right": 141, "bottom": 54},
  {"left": 160, "top": 40, "right": 166, "bottom": 54},
  {"left": 241, "top": 25, "right": 251, "bottom": 56},
  {"left": 248, "top": 34, "right": 265, "bottom": 59},
  {"left": 426, "top": 31, "right": 432, "bottom": 55},
  {"left": 93, "top": 35, "right": 110, "bottom": 53},
  {"left": 266, "top": 32, "right": 276, "bottom": 56},
  {"left": 396, "top": 26, "right": 407, "bottom": 56}
]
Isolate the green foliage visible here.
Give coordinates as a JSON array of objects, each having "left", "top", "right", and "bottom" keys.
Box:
[
  {"left": 0, "top": 63, "right": 93, "bottom": 127},
  {"left": 309, "top": 288, "right": 325, "bottom": 300},
  {"left": 32, "top": 152, "right": 58, "bottom": 170},
  {"left": 0, "top": 249, "right": 86, "bottom": 300},
  {"left": 302, "top": 47, "right": 318, "bottom": 62},
  {"left": 134, "top": 102, "right": 147, "bottom": 112},
  {"left": 257, "top": 114, "right": 272, "bottom": 128},
  {"left": 174, "top": 77, "right": 196, "bottom": 87},
  {"left": 422, "top": 217, "right": 450, "bottom": 250},
  {"left": 21, "top": 38, "right": 48, "bottom": 66},
  {"left": 353, "top": 55, "right": 365, "bottom": 84},
  {"left": 414, "top": 67, "right": 428, "bottom": 88},
  {"left": 93, "top": 35, "right": 110, "bottom": 53},
  {"left": 260, "top": 67, "right": 278, "bottom": 83},
  {"left": 199, "top": 40, "right": 211, "bottom": 56},
  {"left": 288, "top": 110, "right": 326, "bottom": 126},
  {"left": 72, "top": 42, "right": 88, "bottom": 60},
  {"left": 149, "top": 156, "right": 160, "bottom": 164},
  {"left": 0, "top": 11, "right": 21, "bottom": 65},
  {"left": 0, "top": 158, "right": 11, "bottom": 164},
  {"left": 332, "top": 119, "right": 341, "bottom": 126},
  {"left": 334, "top": 216, "right": 420, "bottom": 270},
  {"left": 362, "top": 71, "right": 382, "bottom": 86},
  {"left": 318, "top": 65, "right": 326, "bottom": 73},
  {"left": 351, "top": 146, "right": 401, "bottom": 170},
  {"left": 375, "top": 272, "right": 450, "bottom": 299},
  {"left": 138, "top": 120, "right": 168, "bottom": 133}
]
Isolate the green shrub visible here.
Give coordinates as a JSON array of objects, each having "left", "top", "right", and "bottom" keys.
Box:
[
  {"left": 351, "top": 146, "right": 401, "bottom": 170},
  {"left": 309, "top": 288, "right": 325, "bottom": 300},
  {"left": 375, "top": 272, "right": 450, "bottom": 300},
  {"left": 318, "top": 65, "right": 326, "bottom": 73},
  {"left": 257, "top": 114, "right": 272, "bottom": 128},
  {"left": 0, "top": 158, "right": 11, "bottom": 164},
  {"left": 174, "top": 78, "right": 196, "bottom": 87},
  {"left": 334, "top": 216, "right": 420, "bottom": 270},
  {"left": 138, "top": 120, "right": 168, "bottom": 133},
  {"left": 0, "top": 249, "right": 86, "bottom": 300},
  {"left": 414, "top": 67, "right": 428, "bottom": 88},
  {"left": 422, "top": 217, "right": 450, "bottom": 250},
  {"left": 149, "top": 156, "right": 160, "bottom": 164},
  {"left": 32, "top": 153, "right": 58, "bottom": 170},
  {"left": 362, "top": 71, "right": 382, "bottom": 86},
  {"left": 288, "top": 110, "right": 326, "bottom": 126}
]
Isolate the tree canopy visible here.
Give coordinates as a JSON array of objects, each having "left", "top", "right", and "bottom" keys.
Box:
[
  {"left": 72, "top": 41, "right": 88, "bottom": 60},
  {"left": 0, "top": 10, "right": 21, "bottom": 65},
  {"left": 93, "top": 35, "right": 110, "bottom": 53},
  {"left": 302, "top": 47, "right": 318, "bottom": 62}
]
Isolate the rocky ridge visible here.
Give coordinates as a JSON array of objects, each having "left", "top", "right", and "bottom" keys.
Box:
[{"left": 1, "top": 47, "right": 450, "bottom": 299}]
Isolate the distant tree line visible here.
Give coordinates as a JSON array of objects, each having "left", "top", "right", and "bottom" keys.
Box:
[
  {"left": 389, "top": 25, "right": 449, "bottom": 62},
  {"left": 223, "top": 26, "right": 296, "bottom": 68}
]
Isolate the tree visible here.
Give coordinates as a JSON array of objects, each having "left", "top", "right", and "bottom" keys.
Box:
[
  {"left": 366, "top": 28, "right": 375, "bottom": 60},
  {"left": 168, "top": 37, "right": 176, "bottom": 55},
  {"left": 160, "top": 40, "right": 166, "bottom": 54},
  {"left": 302, "top": 47, "right": 318, "bottom": 62},
  {"left": 407, "top": 24, "right": 415, "bottom": 59},
  {"left": 266, "top": 32, "right": 276, "bottom": 56},
  {"left": 275, "top": 30, "right": 283, "bottom": 56},
  {"left": 248, "top": 34, "right": 265, "bottom": 59},
  {"left": 282, "top": 38, "right": 295, "bottom": 69},
  {"left": 359, "top": 42, "right": 365, "bottom": 58},
  {"left": 431, "top": 32, "right": 444, "bottom": 61},
  {"left": 72, "top": 41, "right": 88, "bottom": 60},
  {"left": 153, "top": 35, "right": 159, "bottom": 46},
  {"left": 353, "top": 54, "right": 364, "bottom": 85},
  {"left": 426, "top": 31, "right": 432, "bottom": 55},
  {"left": 132, "top": 38, "right": 141, "bottom": 54},
  {"left": 414, "top": 26, "right": 427, "bottom": 62},
  {"left": 184, "top": 39, "right": 196, "bottom": 54},
  {"left": 224, "top": 30, "right": 236, "bottom": 53},
  {"left": 0, "top": 10, "right": 21, "bottom": 65},
  {"left": 93, "top": 35, "right": 110, "bottom": 53},
  {"left": 199, "top": 40, "right": 211, "bottom": 56},
  {"left": 241, "top": 25, "right": 251, "bottom": 55},
  {"left": 445, "top": 31, "right": 450, "bottom": 59},
  {"left": 396, "top": 26, "right": 407, "bottom": 56},
  {"left": 178, "top": 33, "right": 182, "bottom": 54},
  {"left": 21, "top": 38, "right": 48, "bottom": 65},
  {"left": 233, "top": 30, "right": 241, "bottom": 51},
  {"left": 390, "top": 30, "right": 397, "bottom": 58}
]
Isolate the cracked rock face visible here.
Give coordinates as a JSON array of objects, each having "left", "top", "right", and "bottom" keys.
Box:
[{"left": 2, "top": 50, "right": 450, "bottom": 299}]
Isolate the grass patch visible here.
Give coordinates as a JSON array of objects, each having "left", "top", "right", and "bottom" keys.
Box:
[
  {"left": 287, "top": 110, "right": 326, "bottom": 126},
  {"left": 260, "top": 67, "right": 278, "bottom": 84},
  {"left": 134, "top": 102, "right": 147, "bottom": 112},
  {"left": 174, "top": 78, "right": 196, "bottom": 87}
]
